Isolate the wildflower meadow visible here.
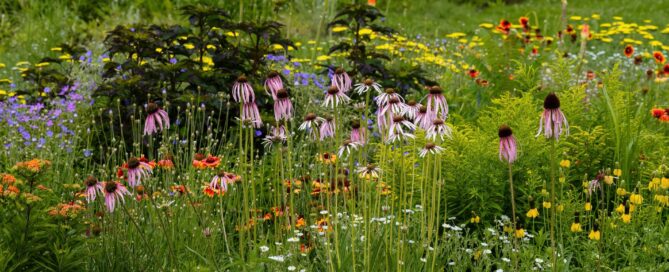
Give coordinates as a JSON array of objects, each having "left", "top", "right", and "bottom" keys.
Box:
[{"left": 2, "top": 0, "right": 669, "bottom": 271}]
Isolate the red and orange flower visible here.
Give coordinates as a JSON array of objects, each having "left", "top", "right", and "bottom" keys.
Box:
[
  {"left": 654, "top": 51, "right": 666, "bottom": 64},
  {"left": 624, "top": 45, "right": 634, "bottom": 58}
]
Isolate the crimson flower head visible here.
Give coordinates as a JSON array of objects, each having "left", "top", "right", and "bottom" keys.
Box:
[
  {"left": 651, "top": 108, "right": 665, "bottom": 118},
  {"left": 654, "top": 51, "right": 666, "bottom": 64},
  {"left": 536, "top": 93, "right": 569, "bottom": 140},
  {"left": 624, "top": 45, "right": 634, "bottom": 58},
  {"left": 468, "top": 69, "right": 479, "bottom": 79}
]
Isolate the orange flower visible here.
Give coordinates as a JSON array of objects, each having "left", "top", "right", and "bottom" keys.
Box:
[
  {"left": 519, "top": 17, "right": 529, "bottom": 28},
  {"left": 367, "top": 0, "right": 376, "bottom": 6},
  {"left": 654, "top": 51, "right": 666, "bottom": 64},
  {"left": 586, "top": 70, "right": 595, "bottom": 81},
  {"left": 496, "top": 19, "right": 511, "bottom": 34},
  {"left": 652, "top": 108, "right": 665, "bottom": 118},
  {"left": 468, "top": 69, "right": 479, "bottom": 79},
  {"left": 202, "top": 155, "right": 221, "bottom": 168},
  {"left": 1, "top": 174, "right": 16, "bottom": 185},
  {"left": 158, "top": 159, "right": 174, "bottom": 169},
  {"left": 171, "top": 185, "right": 188, "bottom": 195},
  {"left": 296, "top": 216, "right": 306, "bottom": 228},
  {"left": 661, "top": 115, "right": 669, "bottom": 122},
  {"left": 192, "top": 160, "right": 207, "bottom": 169},
  {"left": 624, "top": 45, "right": 634, "bottom": 58},
  {"left": 14, "top": 159, "right": 50, "bottom": 173}
]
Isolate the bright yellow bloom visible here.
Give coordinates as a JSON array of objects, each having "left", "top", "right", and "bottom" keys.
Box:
[
  {"left": 543, "top": 201, "right": 552, "bottom": 209},
  {"left": 470, "top": 215, "right": 480, "bottom": 224},
  {"left": 584, "top": 202, "right": 592, "bottom": 211},
  {"left": 526, "top": 208, "right": 539, "bottom": 218},
  {"left": 560, "top": 160, "right": 571, "bottom": 168},
  {"left": 331, "top": 26, "right": 348, "bottom": 33},
  {"left": 570, "top": 223, "right": 582, "bottom": 232},
  {"left": 479, "top": 23, "right": 494, "bottom": 29},
  {"left": 613, "top": 169, "right": 622, "bottom": 176},
  {"left": 630, "top": 193, "right": 643, "bottom": 205},
  {"left": 649, "top": 178, "right": 660, "bottom": 191},
  {"left": 616, "top": 188, "right": 627, "bottom": 196},
  {"left": 589, "top": 230, "right": 601, "bottom": 240},
  {"left": 514, "top": 228, "right": 525, "bottom": 238},
  {"left": 155, "top": 48, "right": 163, "bottom": 53},
  {"left": 184, "top": 43, "right": 195, "bottom": 50},
  {"left": 604, "top": 175, "right": 614, "bottom": 185},
  {"left": 621, "top": 213, "right": 631, "bottom": 223},
  {"left": 661, "top": 177, "right": 669, "bottom": 189}
]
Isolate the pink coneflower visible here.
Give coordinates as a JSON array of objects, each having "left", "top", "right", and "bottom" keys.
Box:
[
  {"left": 262, "top": 125, "right": 287, "bottom": 149},
  {"left": 103, "top": 181, "right": 130, "bottom": 212},
  {"left": 143, "top": 102, "right": 170, "bottom": 135},
  {"left": 298, "top": 113, "right": 324, "bottom": 132},
  {"left": 350, "top": 120, "right": 366, "bottom": 144},
  {"left": 274, "top": 88, "right": 293, "bottom": 120},
  {"left": 426, "top": 118, "right": 453, "bottom": 141},
  {"left": 387, "top": 115, "right": 416, "bottom": 143},
  {"left": 125, "top": 157, "right": 153, "bottom": 187},
  {"left": 498, "top": 125, "right": 518, "bottom": 163},
  {"left": 265, "top": 71, "right": 284, "bottom": 99},
  {"left": 375, "top": 88, "right": 404, "bottom": 107},
  {"left": 354, "top": 78, "right": 382, "bottom": 95},
  {"left": 377, "top": 96, "right": 407, "bottom": 130},
  {"left": 319, "top": 116, "right": 336, "bottom": 141},
  {"left": 536, "top": 93, "right": 569, "bottom": 140},
  {"left": 84, "top": 176, "right": 103, "bottom": 203},
  {"left": 323, "top": 86, "right": 350, "bottom": 108},
  {"left": 419, "top": 142, "right": 445, "bottom": 157},
  {"left": 337, "top": 139, "right": 360, "bottom": 157},
  {"left": 242, "top": 102, "right": 263, "bottom": 128},
  {"left": 209, "top": 171, "right": 241, "bottom": 193},
  {"left": 404, "top": 100, "right": 421, "bottom": 121},
  {"left": 425, "top": 85, "right": 449, "bottom": 119},
  {"left": 232, "top": 75, "right": 255, "bottom": 103},
  {"left": 414, "top": 105, "right": 435, "bottom": 130},
  {"left": 332, "top": 68, "right": 352, "bottom": 93}
]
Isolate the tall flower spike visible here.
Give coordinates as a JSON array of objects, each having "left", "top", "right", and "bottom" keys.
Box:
[
  {"left": 265, "top": 71, "right": 284, "bottom": 99},
  {"left": 498, "top": 125, "right": 518, "bottom": 163},
  {"left": 332, "top": 68, "right": 352, "bottom": 93},
  {"left": 144, "top": 102, "right": 170, "bottom": 135},
  {"left": 537, "top": 93, "right": 569, "bottom": 140},
  {"left": 232, "top": 75, "right": 255, "bottom": 103},
  {"left": 104, "top": 181, "right": 130, "bottom": 212}
]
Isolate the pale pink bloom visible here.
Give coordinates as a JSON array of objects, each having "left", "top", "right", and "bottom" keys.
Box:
[
  {"left": 323, "top": 86, "right": 350, "bottom": 108},
  {"left": 337, "top": 140, "right": 360, "bottom": 157},
  {"left": 319, "top": 116, "right": 336, "bottom": 141},
  {"left": 536, "top": 93, "right": 569, "bottom": 140},
  {"left": 374, "top": 88, "right": 404, "bottom": 107},
  {"left": 262, "top": 125, "right": 287, "bottom": 149},
  {"left": 425, "top": 85, "right": 449, "bottom": 119},
  {"left": 332, "top": 68, "right": 352, "bottom": 93},
  {"left": 126, "top": 157, "right": 153, "bottom": 187},
  {"left": 242, "top": 102, "right": 263, "bottom": 128},
  {"left": 419, "top": 142, "right": 445, "bottom": 157},
  {"left": 103, "top": 181, "right": 130, "bottom": 212},
  {"left": 403, "top": 100, "right": 422, "bottom": 121},
  {"left": 350, "top": 120, "right": 366, "bottom": 145},
  {"left": 209, "top": 171, "right": 241, "bottom": 193},
  {"left": 144, "top": 102, "right": 170, "bottom": 135},
  {"left": 232, "top": 75, "right": 255, "bottom": 103},
  {"left": 298, "top": 113, "right": 324, "bottom": 132},
  {"left": 426, "top": 118, "right": 453, "bottom": 141},
  {"left": 354, "top": 78, "right": 382, "bottom": 95},
  {"left": 265, "top": 71, "right": 284, "bottom": 99},
  {"left": 387, "top": 115, "right": 416, "bottom": 143},
  {"left": 84, "top": 176, "right": 103, "bottom": 203},
  {"left": 414, "top": 105, "right": 435, "bottom": 131},
  {"left": 498, "top": 125, "right": 518, "bottom": 163},
  {"left": 274, "top": 88, "right": 293, "bottom": 120}
]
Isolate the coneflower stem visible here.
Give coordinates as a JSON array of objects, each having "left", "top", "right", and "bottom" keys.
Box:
[
  {"left": 549, "top": 139, "right": 558, "bottom": 270},
  {"left": 508, "top": 162, "right": 519, "bottom": 270}
]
